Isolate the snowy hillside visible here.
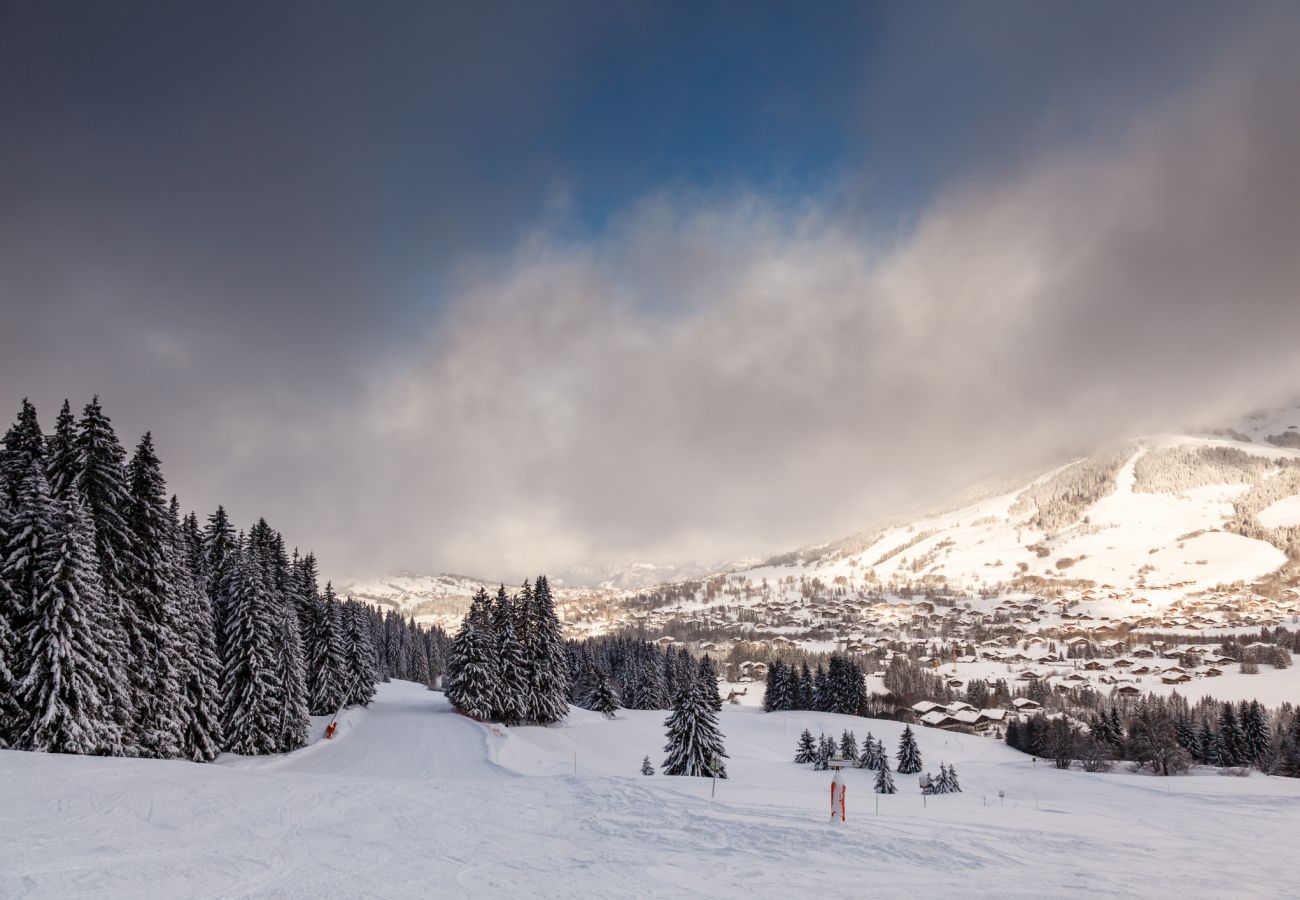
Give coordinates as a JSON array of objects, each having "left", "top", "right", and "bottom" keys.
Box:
[
  {"left": 720, "top": 405, "right": 1300, "bottom": 604},
  {"left": 6, "top": 679, "right": 1300, "bottom": 898}
]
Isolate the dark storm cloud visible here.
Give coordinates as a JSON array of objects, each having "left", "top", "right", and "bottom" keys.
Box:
[{"left": 2, "top": 2, "right": 1298, "bottom": 581}]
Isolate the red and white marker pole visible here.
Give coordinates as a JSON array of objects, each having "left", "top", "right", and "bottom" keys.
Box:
[{"left": 830, "top": 768, "right": 846, "bottom": 823}]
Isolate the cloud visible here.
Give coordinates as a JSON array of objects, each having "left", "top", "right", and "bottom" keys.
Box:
[
  {"left": 3, "top": 7, "right": 1300, "bottom": 583},
  {"left": 343, "top": 27, "right": 1300, "bottom": 578}
]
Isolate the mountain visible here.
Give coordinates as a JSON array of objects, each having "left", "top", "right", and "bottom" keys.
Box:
[
  {"left": 346, "top": 404, "right": 1300, "bottom": 632},
  {"left": 718, "top": 404, "right": 1300, "bottom": 603}
]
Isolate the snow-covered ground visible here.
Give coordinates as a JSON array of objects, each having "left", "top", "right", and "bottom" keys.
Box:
[{"left": 5, "top": 680, "right": 1300, "bottom": 898}]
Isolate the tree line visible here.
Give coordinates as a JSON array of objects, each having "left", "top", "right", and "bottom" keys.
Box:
[
  {"left": 1007, "top": 691, "right": 1300, "bottom": 777},
  {"left": 761, "top": 655, "right": 867, "bottom": 715},
  {"left": 0, "top": 396, "right": 440, "bottom": 760}
]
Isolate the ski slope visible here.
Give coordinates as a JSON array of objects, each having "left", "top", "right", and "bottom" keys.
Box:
[{"left": 4, "top": 680, "right": 1300, "bottom": 898}]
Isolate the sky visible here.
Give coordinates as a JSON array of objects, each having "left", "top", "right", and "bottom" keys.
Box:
[{"left": 3, "top": 1, "right": 1300, "bottom": 582}]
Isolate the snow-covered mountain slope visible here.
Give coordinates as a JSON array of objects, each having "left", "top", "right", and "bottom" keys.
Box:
[
  {"left": 7, "top": 680, "right": 1300, "bottom": 898},
  {"left": 725, "top": 407, "right": 1300, "bottom": 604},
  {"left": 346, "top": 405, "right": 1300, "bottom": 632}
]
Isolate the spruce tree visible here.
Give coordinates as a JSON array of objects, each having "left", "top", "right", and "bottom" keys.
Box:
[
  {"left": 586, "top": 671, "right": 620, "bottom": 719},
  {"left": 640, "top": 755, "right": 655, "bottom": 776},
  {"left": 1217, "top": 703, "right": 1245, "bottom": 767},
  {"left": 221, "top": 544, "right": 281, "bottom": 755},
  {"left": 897, "top": 725, "right": 923, "bottom": 774},
  {"left": 874, "top": 756, "right": 897, "bottom": 794},
  {"left": 13, "top": 489, "right": 123, "bottom": 754},
  {"left": 307, "top": 585, "right": 348, "bottom": 715},
  {"left": 491, "top": 586, "right": 528, "bottom": 724},
  {"left": 169, "top": 502, "right": 223, "bottom": 761},
  {"left": 342, "top": 600, "right": 378, "bottom": 708},
  {"left": 0, "top": 502, "right": 19, "bottom": 746},
  {"left": 697, "top": 654, "right": 722, "bottom": 713},
  {"left": 444, "top": 588, "right": 500, "bottom": 720},
  {"left": 124, "top": 433, "right": 186, "bottom": 759},
  {"left": 1, "top": 399, "right": 44, "bottom": 505},
  {"left": 45, "top": 400, "right": 81, "bottom": 502},
  {"left": 815, "top": 734, "right": 833, "bottom": 770},
  {"left": 840, "top": 729, "right": 858, "bottom": 761},
  {"left": 947, "top": 763, "right": 962, "bottom": 792},
  {"left": 795, "top": 728, "right": 817, "bottom": 763},
  {"left": 1243, "top": 700, "right": 1271, "bottom": 766},
  {"left": 525, "top": 576, "right": 569, "bottom": 724},
  {"left": 661, "top": 679, "right": 727, "bottom": 778},
  {"left": 202, "top": 505, "right": 238, "bottom": 669}
]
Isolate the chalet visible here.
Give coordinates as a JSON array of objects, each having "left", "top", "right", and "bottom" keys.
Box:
[
  {"left": 1161, "top": 672, "right": 1192, "bottom": 685},
  {"left": 1011, "top": 698, "right": 1042, "bottom": 712},
  {"left": 920, "top": 711, "right": 960, "bottom": 729}
]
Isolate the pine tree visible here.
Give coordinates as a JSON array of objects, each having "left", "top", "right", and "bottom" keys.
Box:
[
  {"left": 124, "top": 433, "right": 186, "bottom": 759},
  {"left": 74, "top": 398, "right": 134, "bottom": 626},
  {"left": 896, "top": 725, "right": 923, "bottom": 774},
  {"left": 44, "top": 400, "right": 80, "bottom": 502},
  {"left": 815, "top": 733, "right": 834, "bottom": 770},
  {"left": 525, "top": 576, "right": 569, "bottom": 724},
  {"left": 840, "top": 729, "right": 858, "bottom": 761},
  {"left": 1243, "top": 700, "right": 1271, "bottom": 766},
  {"left": 947, "top": 763, "right": 962, "bottom": 792},
  {"left": 1, "top": 399, "right": 45, "bottom": 506},
  {"left": 13, "top": 489, "right": 122, "bottom": 754},
  {"left": 795, "top": 728, "right": 817, "bottom": 763},
  {"left": 586, "top": 671, "right": 620, "bottom": 719},
  {"left": 1217, "top": 702, "right": 1245, "bottom": 767},
  {"left": 661, "top": 679, "right": 727, "bottom": 778},
  {"left": 0, "top": 501, "right": 19, "bottom": 746},
  {"left": 444, "top": 588, "right": 500, "bottom": 720},
  {"left": 697, "top": 654, "right": 722, "bottom": 713},
  {"left": 221, "top": 544, "right": 281, "bottom": 755},
  {"left": 4, "top": 462, "right": 55, "bottom": 615},
  {"left": 202, "top": 505, "right": 238, "bottom": 669},
  {"left": 491, "top": 586, "right": 528, "bottom": 724},
  {"left": 874, "top": 756, "right": 897, "bottom": 794},
  {"left": 342, "top": 600, "right": 378, "bottom": 708},
  {"left": 640, "top": 755, "right": 655, "bottom": 776},
  {"left": 307, "top": 585, "right": 348, "bottom": 715},
  {"left": 169, "top": 501, "right": 223, "bottom": 761}
]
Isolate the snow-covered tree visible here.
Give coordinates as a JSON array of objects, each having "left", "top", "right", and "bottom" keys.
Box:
[
  {"left": 585, "top": 671, "right": 620, "bottom": 719},
  {"left": 696, "top": 654, "right": 722, "bottom": 713},
  {"left": 874, "top": 756, "right": 897, "bottom": 794},
  {"left": 858, "top": 733, "right": 885, "bottom": 770},
  {"left": 124, "top": 433, "right": 186, "bottom": 759},
  {"left": 840, "top": 730, "right": 858, "bottom": 761},
  {"left": 444, "top": 588, "right": 500, "bottom": 720},
  {"left": 342, "top": 599, "right": 378, "bottom": 708},
  {"left": 491, "top": 586, "right": 528, "bottom": 724},
  {"left": 306, "top": 585, "right": 348, "bottom": 715},
  {"left": 44, "top": 400, "right": 80, "bottom": 502},
  {"left": 795, "top": 728, "right": 817, "bottom": 764},
  {"left": 13, "top": 488, "right": 122, "bottom": 755},
  {"left": 896, "top": 725, "right": 923, "bottom": 774},
  {"left": 1, "top": 399, "right": 44, "bottom": 506},
  {"left": 168, "top": 500, "right": 223, "bottom": 761},
  {"left": 220, "top": 543, "right": 282, "bottom": 755},
  {"left": 662, "top": 680, "right": 727, "bottom": 778},
  {"left": 815, "top": 733, "right": 834, "bottom": 770},
  {"left": 525, "top": 576, "right": 568, "bottom": 725},
  {"left": 640, "top": 755, "right": 655, "bottom": 776}
]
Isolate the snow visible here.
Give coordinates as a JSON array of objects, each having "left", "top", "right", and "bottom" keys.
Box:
[
  {"left": 5, "top": 680, "right": 1300, "bottom": 897},
  {"left": 1259, "top": 494, "right": 1300, "bottom": 528}
]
